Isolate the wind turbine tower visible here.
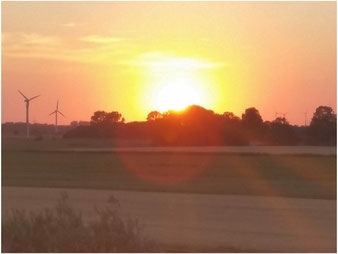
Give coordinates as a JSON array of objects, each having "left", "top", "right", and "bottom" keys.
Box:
[
  {"left": 281, "top": 112, "right": 288, "bottom": 118},
  {"left": 304, "top": 111, "right": 308, "bottom": 126},
  {"left": 18, "top": 90, "right": 40, "bottom": 138},
  {"left": 49, "top": 100, "right": 65, "bottom": 133}
]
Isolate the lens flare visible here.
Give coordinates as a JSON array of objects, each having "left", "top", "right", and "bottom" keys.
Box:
[{"left": 117, "top": 151, "right": 213, "bottom": 186}]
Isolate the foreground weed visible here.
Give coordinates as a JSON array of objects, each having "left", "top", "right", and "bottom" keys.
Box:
[{"left": 2, "top": 192, "right": 157, "bottom": 252}]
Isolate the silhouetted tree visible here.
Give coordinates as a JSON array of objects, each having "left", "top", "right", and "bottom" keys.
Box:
[
  {"left": 309, "top": 106, "right": 336, "bottom": 145},
  {"left": 91, "top": 111, "right": 106, "bottom": 125},
  {"left": 179, "top": 105, "right": 222, "bottom": 145},
  {"left": 147, "top": 111, "right": 162, "bottom": 121},
  {"left": 148, "top": 105, "right": 224, "bottom": 145},
  {"left": 242, "top": 107, "right": 263, "bottom": 127},
  {"left": 311, "top": 106, "right": 336, "bottom": 125},
  {"left": 267, "top": 117, "right": 298, "bottom": 145},
  {"left": 62, "top": 104, "right": 335, "bottom": 146},
  {"left": 223, "top": 112, "right": 240, "bottom": 121},
  {"left": 106, "top": 111, "right": 122, "bottom": 123},
  {"left": 221, "top": 112, "right": 248, "bottom": 145},
  {"left": 272, "top": 117, "right": 289, "bottom": 125},
  {"left": 91, "top": 111, "right": 123, "bottom": 125},
  {"left": 241, "top": 107, "right": 264, "bottom": 143},
  {"left": 70, "top": 121, "right": 78, "bottom": 127}
]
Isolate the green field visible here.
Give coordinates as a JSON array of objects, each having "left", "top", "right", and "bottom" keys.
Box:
[{"left": 2, "top": 138, "right": 336, "bottom": 199}]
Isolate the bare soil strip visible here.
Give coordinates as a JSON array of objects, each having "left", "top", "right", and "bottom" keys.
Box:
[{"left": 56, "top": 146, "right": 337, "bottom": 155}]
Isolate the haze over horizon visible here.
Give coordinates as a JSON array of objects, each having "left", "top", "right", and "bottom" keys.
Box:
[{"left": 2, "top": 1, "right": 336, "bottom": 125}]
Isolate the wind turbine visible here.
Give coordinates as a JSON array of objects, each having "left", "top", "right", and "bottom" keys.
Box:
[
  {"left": 49, "top": 100, "right": 65, "bottom": 133},
  {"left": 18, "top": 90, "right": 40, "bottom": 138},
  {"left": 275, "top": 112, "right": 288, "bottom": 119},
  {"left": 281, "top": 112, "right": 288, "bottom": 118},
  {"left": 304, "top": 111, "right": 308, "bottom": 126}
]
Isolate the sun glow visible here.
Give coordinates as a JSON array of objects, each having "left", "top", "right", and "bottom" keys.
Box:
[
  {"left": 154, "top": 75, "right": 205, "bottom": 111},
  {"left": 139, "top": 53, "right": 218, "bottom": 113}
]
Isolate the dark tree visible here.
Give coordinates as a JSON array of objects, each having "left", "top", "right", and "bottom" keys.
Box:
[
  {"left": 310, "top": 106, "right": 336, "bottom": 125},
  {"left": 241, "top": 107, "right": 264, "bottom": 143},
  {"left": 150, "top": 105, "right": 224, "bottom": 145},
  {"left": 62, "top": 104, "right": 335, "bottom": 146},
  {"left": 180, "top": 105, "right": 215, "bottom": 126},
  {"left": 104, "top": 111, "right": 122, "bottom": 123},
  {"left": 223, "top": 112, "right": 240, "bottom": 121},
  {"left": 241, "top": 107, "right": 263, "bottom": 127},
  {"left": 268, "top": 117, "right": 298, "bottom": 145},
  {"left": 221, "top": 112, "right": 248, "bottom": 145},
  {"left": 91, "top": 111, "right": 122, "bottom": 125},
  {"left": 272, "top": 117, "right": 289, "bottom": 125},
  {"left": 91, "top": 111, "right": 107, "bottom": 125},
  {"left": 309, "top": 106, "right": 336, "bottom": 145},
  {"left": 147, "top": 111, "right": 162, "bottom": 121}
]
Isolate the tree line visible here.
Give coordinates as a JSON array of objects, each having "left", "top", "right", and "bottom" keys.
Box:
[{"left": 63, "top": 105, "right": 336, "bottom": 146}]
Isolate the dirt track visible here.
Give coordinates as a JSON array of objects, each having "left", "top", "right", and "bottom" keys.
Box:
[
  {"left": 2, "top": 186, "right": 336, "bottom": 252},
  {"left": 57, "top": 146, "right": 337, "bottom": 155}
]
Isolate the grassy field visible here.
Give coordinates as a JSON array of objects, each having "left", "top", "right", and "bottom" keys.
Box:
[{"left": 2, "top": 138, "right": 336, "bottom": 200}]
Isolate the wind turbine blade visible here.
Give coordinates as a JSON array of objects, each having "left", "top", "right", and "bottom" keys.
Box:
[
  {"left": 49, "top": 111, "right": 56, "bottom": 116},
  {"left": 58, "top": 111, "right": 65, "bottom": 117},
  {"left": 29, "top": 95, "right": 40, "bottom": 101},
  {"left": 18, "top": 90, "right": 28, "bottom": 100},
  {"left": 56, "top": 100, "right": 59, "bottom": 110}
]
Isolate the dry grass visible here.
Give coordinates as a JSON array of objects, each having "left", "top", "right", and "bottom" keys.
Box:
[{"left": 2, "top": 192, "right": 157, "bottom": 253}]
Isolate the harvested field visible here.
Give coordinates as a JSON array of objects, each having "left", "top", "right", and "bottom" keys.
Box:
[
  {"left": 2, "top": 143, "right": 336, "bottom": 199},
  {"left": 2, "top": 187, "right": 336, "bottom": 252}
]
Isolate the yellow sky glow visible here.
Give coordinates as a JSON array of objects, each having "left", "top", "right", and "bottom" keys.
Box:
[{"left": 2, "top": 2, "right": 336, "bottom": 125}]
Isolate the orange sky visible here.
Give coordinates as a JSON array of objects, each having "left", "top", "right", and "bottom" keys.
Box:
[{"left": 2, "top": 1, "right": 336, "bottom": 125}]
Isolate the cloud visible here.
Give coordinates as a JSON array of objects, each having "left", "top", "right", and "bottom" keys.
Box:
[
  {"left": 2, "top": 32, "right": 73, "bottom": 60},
  {"left": 62, "top": 22, "right": 77, "bottom": 28},
  {"left": 62, "top": 22, "right": 87, "bottom": 28},
  {"left": 126, "top": 51, "right": 224, "bottom": 70},
  {"left": 21, "top": 33, "right": 60, "bottom": 45},
  {"left": 3, "top": 33, "right": 219, "bottom": 70},
  {"left": 80, "top": 35, "right": 124, "bottom": 44},
  {"left": 2, "top": 32, "right": 131, "bottom": 64}
]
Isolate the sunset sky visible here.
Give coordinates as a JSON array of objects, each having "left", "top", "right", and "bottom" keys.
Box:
[{"left": 2, "top": 1, "right": 336, "bottom": 125}]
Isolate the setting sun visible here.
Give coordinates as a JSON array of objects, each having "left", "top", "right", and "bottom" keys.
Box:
[
  {"left": 2, "top": 1, "right": 336, "bottom": 125},
  {"left": 137, "top": 53, "right": 215, "bottom": 112},
  {"left": 154, "top": 75, "right": 206, "bottom": 112},
  {"left": 1, "top": 2, "right": 337, "bottom": 253}
]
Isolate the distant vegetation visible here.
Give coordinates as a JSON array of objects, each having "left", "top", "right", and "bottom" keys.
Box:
[
  {"left": 62, "top": 105, "right": 336, "bottom": 146},
  {"left": 2, "top": 121, "right": 90, "bottom": 139},
  {"left": 2, "top": 192, "right": 156, "bottom": 252},
  {"left": 2, "top": 123, "right": 74, "bottom": 138},
  {"left": 3, "top": 105, "right": 336, "bottom": 146}
]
